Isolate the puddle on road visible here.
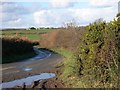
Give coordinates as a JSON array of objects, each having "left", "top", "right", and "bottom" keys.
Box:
[
  {"left": 23, "top": 68, "right": 32, "bottom": 71},
  {"left": 1, "top": 73, "right": 55, "bottom": 88}
]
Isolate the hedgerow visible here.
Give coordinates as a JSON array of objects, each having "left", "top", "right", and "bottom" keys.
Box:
[
  {"left": 75, "top": 15, "right": 120, "bottom": 87},
  {"left": 2, "top": 36, "right": 39, "bottom": 63}
]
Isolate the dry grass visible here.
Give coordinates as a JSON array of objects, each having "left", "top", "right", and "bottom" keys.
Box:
[{"left": 40, "top": 29, "right": 85, "bottom": 51}]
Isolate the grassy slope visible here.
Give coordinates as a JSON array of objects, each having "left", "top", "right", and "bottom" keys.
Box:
[{"left": 51, "top": 48, "right": 84, "bottom": 88}]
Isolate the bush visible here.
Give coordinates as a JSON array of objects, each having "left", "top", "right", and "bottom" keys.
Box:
[
  {"left": 75, "top": 19, "right": 119, "bottom": 87},
  {"left": 30, "top": 27, "right": 36, "bottom": 30}
]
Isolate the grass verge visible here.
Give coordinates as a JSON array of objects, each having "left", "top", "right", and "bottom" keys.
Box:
[{"left": 51, "top": 48, "right": 84, "bottom": 88}]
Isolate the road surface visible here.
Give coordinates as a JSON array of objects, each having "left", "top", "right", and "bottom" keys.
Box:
[{"left": 1, "top": 47, "right": 63, "bottom": 82}]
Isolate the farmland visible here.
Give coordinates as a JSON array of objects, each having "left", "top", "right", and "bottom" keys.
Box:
[{"left": 1, "top": 29, "right": 56, "bottom": 40}]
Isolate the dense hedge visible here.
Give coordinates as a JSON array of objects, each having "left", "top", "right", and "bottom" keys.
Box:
[
  {"left": 2, "top": 37, "right": 39, "bottom": 63},
  {"left": 75, "top": 15, "right": 120, "bottom": 87}
]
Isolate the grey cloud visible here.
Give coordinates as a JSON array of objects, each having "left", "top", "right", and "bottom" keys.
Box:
[
  {"left": 1, "top": 2, "right": 31, "bottom": 14},
  {"left": 1, "top": 2, "right": 33, "bottom": 27},
  {"left": 2, "top": 12, "right": 21, "bottom": 22},
  {"left": 0, "top": 2, "right": 31, "bottom": 28}
]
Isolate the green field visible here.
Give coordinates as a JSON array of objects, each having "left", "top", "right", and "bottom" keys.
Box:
[{"left": 2, "top": 29, "right": 55, "bottom": 40}]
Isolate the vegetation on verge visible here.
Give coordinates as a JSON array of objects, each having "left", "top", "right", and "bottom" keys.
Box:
[
  {"left": 52, "top": 49, "right": 83, "bottom": 88},
  {"left": 40, "top": 28, "right": 86, "bottom": 88},
  {"left": 2, "top": 37, "right": 39, "bottom": 64},
  {"left": 75, "top": 15, "right": 120, "bottom": 87},
  {"left": 40, "top": 14, "right": 120, "bottom": 88},
  {"left": 40, "top": 29, "right": 84, "bottom": 51}
]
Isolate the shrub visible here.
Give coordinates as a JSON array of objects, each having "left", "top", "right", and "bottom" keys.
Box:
[
  {"left": 75, "top": 19, "right": 119, "bottom": 87},
  {"left": 30, "top": 27, "right": 36, "bottom": 30}
]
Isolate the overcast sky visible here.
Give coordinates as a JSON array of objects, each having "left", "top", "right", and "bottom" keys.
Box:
[{"left": 0, "top": 0, "right": 119, "bottom": 28}]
